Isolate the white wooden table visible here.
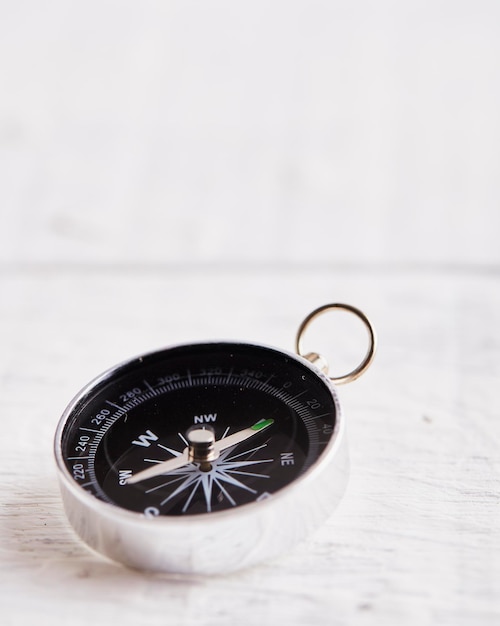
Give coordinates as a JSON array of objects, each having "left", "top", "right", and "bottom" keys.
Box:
[{"left": 1, "top": 3, "right": 499, "bottom": 624}]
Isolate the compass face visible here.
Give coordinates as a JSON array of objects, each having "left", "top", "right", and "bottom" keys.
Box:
[{"left": 59, "top": 343, "right": 338, "bottom": 517}]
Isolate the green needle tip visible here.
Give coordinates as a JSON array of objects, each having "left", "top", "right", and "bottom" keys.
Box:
[{"left": 251, "top": 418, "right": 274, "bottom": 431}]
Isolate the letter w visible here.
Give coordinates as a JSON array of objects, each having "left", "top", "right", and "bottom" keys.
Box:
[{"left": 132, "top": 430, "right": 159, "bottom": 447}]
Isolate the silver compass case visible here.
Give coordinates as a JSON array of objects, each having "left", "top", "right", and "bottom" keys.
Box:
[{"left": 54, "top": 343, "right": 349, "bottom": 575}]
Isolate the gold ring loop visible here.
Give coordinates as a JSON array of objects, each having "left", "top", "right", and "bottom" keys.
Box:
[{"left": 295, "top": 303, "right": 377, "bottom": 385}]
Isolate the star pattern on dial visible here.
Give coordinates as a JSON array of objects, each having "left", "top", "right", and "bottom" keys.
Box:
[{"left": 143, "top": 443, "right": 273, "bottom": 513}]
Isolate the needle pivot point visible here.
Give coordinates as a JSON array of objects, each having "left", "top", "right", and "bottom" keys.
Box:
[{"left": 186, "top": 426, "right": 219, "bottom": 469}]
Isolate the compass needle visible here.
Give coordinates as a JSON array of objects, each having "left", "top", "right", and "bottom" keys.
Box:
[{"left": 126, "top": 419, "right": 275, "bottom": 485}]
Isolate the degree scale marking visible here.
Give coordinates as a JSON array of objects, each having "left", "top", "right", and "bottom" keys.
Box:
[
  {"left": 74, "top": 373, "right": 321, "bottom": 464},
  {"left": 65, "top": 368, "right": 332, "bottom": 507}
]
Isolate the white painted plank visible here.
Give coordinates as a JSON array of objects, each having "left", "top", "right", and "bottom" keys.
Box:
[{"left": 0, "top": 269, "right": 499, "bottom": 625}]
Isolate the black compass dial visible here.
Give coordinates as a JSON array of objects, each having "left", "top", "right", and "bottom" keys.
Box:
[{"left": 61, "top": 343, "right": 337, "bottom": 516}]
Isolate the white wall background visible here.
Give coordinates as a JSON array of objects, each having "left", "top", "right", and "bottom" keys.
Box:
[{"left": 1, "top": 0, "right": 499, "bottom": 268}]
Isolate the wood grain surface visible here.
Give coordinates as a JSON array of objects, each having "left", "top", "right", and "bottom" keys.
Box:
[
  {"left": 1, "top": 2, "right": 499, "bottom": 624},
  {"left": 1, "top": 269, "right": 499, "bottom": 625}
]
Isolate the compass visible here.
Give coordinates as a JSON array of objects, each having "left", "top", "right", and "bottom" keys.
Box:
[{"left": 54, "top": 304, "right": 376, "bottom": 574}]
